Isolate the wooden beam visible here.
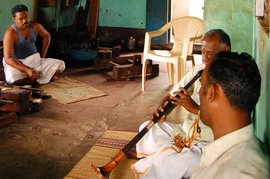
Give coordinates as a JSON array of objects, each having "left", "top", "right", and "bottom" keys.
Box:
[{"left": 88, "top": 0, "right": 100, "bottom": 39}]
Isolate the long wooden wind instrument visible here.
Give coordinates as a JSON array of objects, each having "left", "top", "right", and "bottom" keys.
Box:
[{"left": 91, "top": 70, "right": 203, "bottom": 179}]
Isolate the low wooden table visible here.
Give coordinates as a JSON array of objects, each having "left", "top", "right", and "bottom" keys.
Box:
[{"left": 107, "top": 54, "right": 159, "bottom": 81}]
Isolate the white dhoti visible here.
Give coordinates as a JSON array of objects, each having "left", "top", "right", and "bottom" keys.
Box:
[
  {"left": 3, "top": 53, "right": 65, "bottom": 84},
  {"left": 132, "top": 121, "right": 203, "bottom": 179}
]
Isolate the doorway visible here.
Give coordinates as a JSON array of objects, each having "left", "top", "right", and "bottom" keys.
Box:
[
  {"left": 146, "top": 0, "right": 170, "bottom": 44},
  {"left": 146, "top": 0, "right": 204, "bottom": 44}
]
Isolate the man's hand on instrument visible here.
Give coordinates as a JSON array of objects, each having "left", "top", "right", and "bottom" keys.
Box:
[
  {"left": 25, "top": 68, "right": 40, "bottom": 81},
  {"left": 153, "top": 96, "right": 171, "bottom": 123},
  {"left": 170, "top": 87, "right": 199, "bottom": 115}
]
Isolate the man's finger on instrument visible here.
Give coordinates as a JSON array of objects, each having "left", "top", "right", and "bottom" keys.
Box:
[
  {"left": 178, "top": 92, "right": 188, "bottom": 99},
  {"left": 163, "top": 100, "right": 169, "bottom": 107},
  {"left": 179, "top": 87, "right": 188, "bottom": 94},
  {"left": 170, "top": 95, "right": 182, "bottom": 102},
  {"left": 173, "top": 91, "right": 182, "bottom": 97},
  {"left": 171, "top": 100, "right": 180, "bottom": 105},
  {"left": 153, "top": 111, "right": 160, "bottom": 118},
  {"left": 158, "top": 115, "right": 166, "bottom": 123},
  {"left": 159, "top": 105, "right": 165, "bottom": 112}
]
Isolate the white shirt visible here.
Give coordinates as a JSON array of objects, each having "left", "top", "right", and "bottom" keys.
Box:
[{"left": 191, "top": 124, "right": 269, "bottom": 179}]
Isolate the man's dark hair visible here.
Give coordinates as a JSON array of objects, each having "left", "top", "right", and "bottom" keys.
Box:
[
  {"left": 208, "top": 51, "right": 261, "bottom": 113},
  {"left": 11, "top": 4, "right": 28, "bottom": 17},
  {"left": 204, "top": 29, "right": 231, "bottom": 49}
]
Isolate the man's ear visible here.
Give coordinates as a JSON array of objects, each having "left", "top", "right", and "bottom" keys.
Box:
[
  {"left": 224, "top": 45, "right": 231, "bottom": 52},
  {"left": 207, "top": 83, "right": 216, "bottom": 102}
]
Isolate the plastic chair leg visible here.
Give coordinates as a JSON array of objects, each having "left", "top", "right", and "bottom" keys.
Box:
[
  {"left": 141, "top": 60, "right": 148, "bottom": 91},
  {"left": 167, "top": 63, "right": 174, "bottom": 86},
  {"left": 175, "top": 59, "right": 184, "bottom": 85}
]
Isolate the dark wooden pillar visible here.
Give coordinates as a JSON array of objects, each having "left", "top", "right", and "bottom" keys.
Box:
[{"left": 88, "top": 0, "right": 100, "bottom": 39}]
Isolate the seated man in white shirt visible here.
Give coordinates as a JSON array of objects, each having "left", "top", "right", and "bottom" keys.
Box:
[
  {"left": 191, "top": 51, "right": 269, "bottom": 179},
  {"left": 131, "top": 29, "right": 231, "bottom": 178}
]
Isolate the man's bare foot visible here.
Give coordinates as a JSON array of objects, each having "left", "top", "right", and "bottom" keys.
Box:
[{"left": 51, "top": 76, "right": 58, "bottom": 82}]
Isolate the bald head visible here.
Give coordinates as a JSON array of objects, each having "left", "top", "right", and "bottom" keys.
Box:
[{"left": 201, "top": 29, "right": 231, "bottom": 65}]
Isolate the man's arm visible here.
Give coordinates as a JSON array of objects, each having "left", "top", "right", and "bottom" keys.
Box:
[
  {"left": 171, "top": 88, "right": 200, "bottom": 115},
  {"left": 153, "top": 86, "right": 199, "bottom": 123},
  {"left": 33, "top": 23, "right": 50, "bottom": 58},
  {"left": 169, "top": 65, "right": 204, "bottom": 115},
  {"left": 3, "top": 27, "right": 36, "bottom": 78},
  {"left": 154, "top": 66, "right": 203, "bottom": 121}
]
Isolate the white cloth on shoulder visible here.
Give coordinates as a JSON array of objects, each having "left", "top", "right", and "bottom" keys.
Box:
[{"left": 3, "top": 53, "right": 65, "bottom": 84}]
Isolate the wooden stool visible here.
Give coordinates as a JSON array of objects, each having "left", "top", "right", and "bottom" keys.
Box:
[{"left": 94, "top": 49, "right": 113, "bottom": 70}]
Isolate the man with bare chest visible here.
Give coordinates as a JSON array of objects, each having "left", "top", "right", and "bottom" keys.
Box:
[{"left": 3, "top": 4, "right": 65, "bottom": 85}]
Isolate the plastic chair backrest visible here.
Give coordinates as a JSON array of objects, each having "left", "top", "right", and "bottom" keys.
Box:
[{"left": 170, "top": 16, "right": 203, "bottom": 55}]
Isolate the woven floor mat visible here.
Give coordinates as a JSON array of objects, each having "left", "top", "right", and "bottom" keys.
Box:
[
  {"left": 41, "top": 77, "right": 107, "bottom": 104},
  {"left": 64, "top": 130, "right": 138, "bottom": 179}
]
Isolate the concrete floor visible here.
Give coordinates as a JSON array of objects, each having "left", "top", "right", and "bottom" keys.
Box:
[
  {"left": 0, "top": 58, "right": 181, "bottom": 179},
  {"left": 0, "top": 54, "right": 202, "bottom": 179}
]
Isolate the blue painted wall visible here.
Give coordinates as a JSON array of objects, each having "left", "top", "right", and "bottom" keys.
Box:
[
  {"left": 146, "top": 0, "right": 168, "bottom": 44},
  {"left": 98, "top": 0, "right": 146, "bottom": 28},
  {"left": 0, "top": 1, "right": 147, "bottom": 39},
  {"left": 204, "top": 0, "right": 270, "bottom": 147},
  {"left": 0, "top": 1, "right": 35, "bottom": 40},
  {"left": 255, "top": 20, "right": 270, "bottom": 146},
  {"left": 204, "top": 0, "right": 255, "bottom": 54}
]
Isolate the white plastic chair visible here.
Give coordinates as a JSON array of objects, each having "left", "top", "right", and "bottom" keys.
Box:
[{"left": 141, "top": 16, "right": 203, "bottom": 91}]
